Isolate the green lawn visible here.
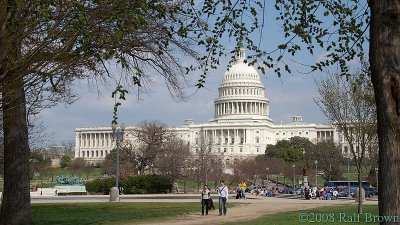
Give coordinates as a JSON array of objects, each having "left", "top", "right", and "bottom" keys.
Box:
[
  {"left": 32, "top": 202, "right": 201, "bottom": 225},
  {"left": 223, "top": 205, "right": 379, "bottom": 225}
]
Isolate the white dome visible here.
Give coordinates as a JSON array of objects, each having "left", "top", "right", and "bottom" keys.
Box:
[
  {"left": 212, "top": 48, "right": 272, "bottom": 123},
  {"left": 221, "top": 49, "right": 262, "bottom": 84}
]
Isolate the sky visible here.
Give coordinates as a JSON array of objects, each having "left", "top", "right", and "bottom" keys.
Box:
[
  {"left": 38, "top": 61, "right": 330, "bottom": 146},
  {"left": 37, "top": 3, "right": 339, "bottom": 146}
]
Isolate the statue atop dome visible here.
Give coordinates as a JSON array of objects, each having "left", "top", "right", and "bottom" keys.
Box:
[{"left": 236, "top": 47, "right": 246, "bottom": 63}]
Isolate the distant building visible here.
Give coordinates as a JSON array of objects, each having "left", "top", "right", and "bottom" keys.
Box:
[{"left": 75, "top": 48, "right": 340, "bottom": 163}]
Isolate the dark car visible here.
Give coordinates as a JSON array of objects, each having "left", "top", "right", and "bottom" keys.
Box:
[
  {"left": 280, "top": 187, "right": 294, "bottom": 194},
  {"left": 338, "top": 188, "right": 356, "bottom": 197},
  {"left": 350, "top": 187, "right": 376, "bottom": 198},
  {"left": 363, "top": 187, "right": 376, "bottom": 198}
]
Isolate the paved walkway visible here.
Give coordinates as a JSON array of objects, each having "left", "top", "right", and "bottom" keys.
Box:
[{"left": 129, "top": 197, "right": 378, "bottom": 225}]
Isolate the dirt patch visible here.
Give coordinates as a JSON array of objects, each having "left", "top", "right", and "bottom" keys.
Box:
[{"left": 129, "top": 198, "right": 371, "bottom": 225}]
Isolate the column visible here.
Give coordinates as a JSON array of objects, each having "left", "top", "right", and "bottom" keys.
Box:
[
  {"left": 260, "top": 103, "right": 263, "bottom": 115},
  {"left": 227, "top": 129, "right": 230, "bottom": 145},
  {"left": 75, "top": 133, "right": 80, "bottom": 158}
]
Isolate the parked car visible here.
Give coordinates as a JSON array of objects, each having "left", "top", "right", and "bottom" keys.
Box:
[
  {"left": 295, "top": 188, "right": 304, "bottom": 195},
  {"left": 280, "top": 187, "right": 294, "bottom": 194},
  {"left": 352, "top": 187, "right": 376, "bottom": 198},
  {"left": 371, "top": 187, "right": 378, "bottom": 195},
  {"left": 338, "top": 188, "right": 356, "bottom": 197}
]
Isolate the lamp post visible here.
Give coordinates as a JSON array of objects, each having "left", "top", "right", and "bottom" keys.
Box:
[
  {"left": 315, "top": 160, "right": 318, "bottom": 188},
  {"left": 375, "top": 167, "right": 378, "bottom": 189},
  {"left": 347, "top": 151, "right": 350, "bottom": 197},
  {"left": 110, "top": 123, "right": 125, "bottom": 201},
  {"left": 292, "top": 164, "right": 296, "bottom": 195},
  {"left": 266, "top": 167, "right": 270, "bottom": 185}
]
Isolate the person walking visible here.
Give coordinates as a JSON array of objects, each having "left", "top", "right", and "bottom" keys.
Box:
[
  {"left": 201, "top": 185, "right": 211, "bottom": 216},
  {"left": 218, "top": 180, "right": 229, "bottom": 216},
  {"left": 240, "top": 181, "right": 247, "bottom": 199}
]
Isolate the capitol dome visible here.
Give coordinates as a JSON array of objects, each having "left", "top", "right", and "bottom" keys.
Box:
[{"left": 213, "top": 48, "right": 272, "bottom": 123}]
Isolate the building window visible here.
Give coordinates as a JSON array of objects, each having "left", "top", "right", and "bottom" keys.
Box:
[
  {"left": 256, "top": 137, "right": 259, "bottom": 143},
  {"left": 256, "top": 147, "right": 259, "bottom": 153},
  {"left": 276, "top": 132, "right": 279, "bottom": 135},
  {"left": 224, "top": 148, "right": 227, "bottom": 153},
  {"left": 306, "top": 132, "right": 309, "bottom": 135},
  {"left": 225, "top": 138, "right": 228, "bottom": 144},
  {"left": 299, "top": 132, "right": 302, "bottom": 135},
  {"left": 240, "top": 138, "right": 244, "bottom": 144},
  {"left": 283, "top": 132, "right": 285, "bottom": 135},
  {"left": 82, "top": 152, "right": 85, "bottom": 157},
  {"left": 256, "top": 130, "right": 259, "bottom": 133},
  {"left": 231, "top": 148, "right": 234, "bottom": 153},
  {"left": 240, "top": 147, "right": 243, "bottom": 152},
  {"left": 231, "top": 138, "right": 234, "bottom": 144},
  {"left": 195, "top": 138, "right": 198, "bottom": 144}
]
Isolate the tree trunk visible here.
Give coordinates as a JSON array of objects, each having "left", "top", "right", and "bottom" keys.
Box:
[
  {"left": 357, "top": 168, "right": 363, "bottom": 214},
  {"left": 0, "top": 74, "right": 31, "bottom": 225},
  {"left": 370, "top": 1, "right": 400, "bottom": 224}
]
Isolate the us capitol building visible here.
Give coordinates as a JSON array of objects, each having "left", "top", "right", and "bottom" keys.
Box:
[{"left": 75, "top": 49, "right": 341, "bottom": 163}]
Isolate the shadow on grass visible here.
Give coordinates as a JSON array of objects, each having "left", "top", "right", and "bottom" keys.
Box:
[{"left": 32, "top": 202, "right": 201, "bottom": 225}]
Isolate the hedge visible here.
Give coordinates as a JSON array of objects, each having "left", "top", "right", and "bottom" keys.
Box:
[{"left": 85, "top": 174, "right": 172, "bottom": 194}]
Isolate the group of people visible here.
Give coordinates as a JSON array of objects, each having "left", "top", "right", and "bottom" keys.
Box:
[
  {"left": 201, "top": 180, "right": 229, "bottom": 216},
  {"left": 235, "top": 181, "right": 247, "bottom": 199},
  {"left": 304, "top": 186, "right": 338, "bottom": 200}
]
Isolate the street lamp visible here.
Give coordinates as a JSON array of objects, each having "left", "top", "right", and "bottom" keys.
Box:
[
  {"left": 315, "top": 160, "right": 318, "bottom": 188},
  {"left": 110, "top": 122, "right": 125, "bottom": 201},
  {"left": 375, "top": 167, "right": 378, "bottom": 189},
  {"left": 347, "top": 151, "right": 351, "bottom": 197},
  {"left": 292, "top": 164, "right": 296, "bottom": 195},
  {"left": 266, "top": 167, "right": 270, "bottom": 185}
]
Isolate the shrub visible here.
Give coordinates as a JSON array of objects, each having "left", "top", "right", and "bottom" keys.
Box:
[
  {"left": 85, "top": 175, "right": 173, "bottom": 194},
  {"left": 85, "top": 177, "right": 115, "bottom": 194}
]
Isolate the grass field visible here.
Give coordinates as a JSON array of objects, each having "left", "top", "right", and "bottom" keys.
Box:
[
  {"left": 32, "top": 202, "right": 201, "bottom": 225},
  {"left": 223, "top": 205, "right": 379, "bottom": 225}
]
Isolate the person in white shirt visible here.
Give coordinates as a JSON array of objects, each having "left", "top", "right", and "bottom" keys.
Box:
[
  {"left": 333, "top": 189, "right": 338, "bottom": 200},
  {"left": 217, "top": 180, "right": 229, "bottom": 216}
]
